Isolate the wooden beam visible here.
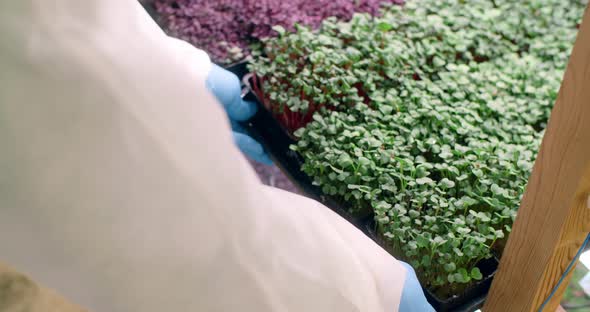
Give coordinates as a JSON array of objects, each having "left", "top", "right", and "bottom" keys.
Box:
[{"left": 484, "top": 4, "right": 590, "bottom": 312}]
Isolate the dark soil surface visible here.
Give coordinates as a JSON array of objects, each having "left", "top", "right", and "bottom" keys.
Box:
[{"left": 249, "top": 160, "right": 300, "bottom": 194}]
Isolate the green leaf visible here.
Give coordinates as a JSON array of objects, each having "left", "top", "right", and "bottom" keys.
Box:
[
  {"left": 433, "top": 56, "right": 446, "bottom": 67},
  {"left": 473, "top": 169, "right": 484, "bottom": 178},
  {"left": 477, "top": 212, "right": 491, "bottom": 222},
  {"left": 293, "top": 128, "right": 306, "bottom": 138},
  {"left": 416, "top": 234, "right": 430, "bottom": 248},
  {"left": 491, "top": 184, "right": 506, "bottom": 196},
  {"left": 338, "top": 153, "right": 353, "bottom": 168},
  {"left": 457, "top": 227, "right": 471, "bottom": 235},
  {"left": 444, "top": 262, "right": 457, "bottom": 272},
  {"left": 439, "top": 178, "right": 456, "bottom": 189},
  {"left": 432, "top": 236, "right": 447, "bottom": 245},
  {"left": 416, "top": 177, "right": 434, "bottom": 185},
  {"left": 438, "top": 151, "right": 453, "bottom": 159},
  {"left": 272, "top": 25, "right": 286, "bottom": 36},
  {"left": 458, "top": 268, "right": 471, "bottom": 283},
  {"left": 447, "top": 274, "right": 456, "bottom": 283},
  {"left": 358, "top": 157, "right": 371, "bottom": 167},
  {"left": 374, "top": 201, "right": 392, "bottom": 210},
  {"left": 471, "top": 267, "right": 483, "bottom": 280},
  {"left": 377, "top": 22, "right": 394, "bottom": 32}
]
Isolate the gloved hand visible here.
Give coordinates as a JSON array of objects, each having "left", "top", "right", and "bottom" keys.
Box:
[
  {"left": 399, "top": 262, "right": 435, "bottom": 312},
  {"left": 206, "top": 64, "right": 272, "bottom": 165}
]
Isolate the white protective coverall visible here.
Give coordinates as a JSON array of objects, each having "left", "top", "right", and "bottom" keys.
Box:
[{"left": 0, "top": 0, "right": 407, "bottom": 311}]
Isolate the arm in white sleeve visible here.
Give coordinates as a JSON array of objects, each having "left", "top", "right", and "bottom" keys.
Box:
[{"left": 0, "top": 1, "right": 406, "bottom": 311}]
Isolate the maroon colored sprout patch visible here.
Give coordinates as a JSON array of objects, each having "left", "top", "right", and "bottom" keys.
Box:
[{"left": 154, "top": 0, "right": 404, "bottom": 64}]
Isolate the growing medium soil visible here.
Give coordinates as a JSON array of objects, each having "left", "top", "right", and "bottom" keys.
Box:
[{"left": 249, "top": 160, "right": 300, "bottom": 194}]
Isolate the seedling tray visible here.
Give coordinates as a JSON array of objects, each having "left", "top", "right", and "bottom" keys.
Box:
[
  {"left": 240, "top": 88, "right": 368, "bottom": 228},
  {"left": 226, "top": 61, "right": 250, "bottom": 81},
  {"left": 364, "top": 219, "right": 497, "bottom": 312},
  {"left": 238, "top": 74, "right": 498, "bottom": 310}
]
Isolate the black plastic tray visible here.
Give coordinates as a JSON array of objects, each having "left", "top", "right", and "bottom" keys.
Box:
[
  {"left": 226, "top": 61, "right": 250, "bottom": 80},
  {"left": 237, "top": 71, "right": 496, "bottom": 311}
]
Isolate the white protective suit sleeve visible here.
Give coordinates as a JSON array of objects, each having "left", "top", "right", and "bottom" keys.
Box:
[{"left": 0, "top": 1, "right": 406, "bottom": 311}]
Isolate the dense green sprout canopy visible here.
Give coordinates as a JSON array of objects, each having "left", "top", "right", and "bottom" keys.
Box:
[{"left": 250, "top": 0, "right": 587, "bottom": 293}]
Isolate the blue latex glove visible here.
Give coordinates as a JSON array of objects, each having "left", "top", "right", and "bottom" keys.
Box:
[
  {"left": 206, "top": 64, "right": 272, "bottom": 165},
  {"left": 399, "top": 261, "right": 435, "bottom": 312}
]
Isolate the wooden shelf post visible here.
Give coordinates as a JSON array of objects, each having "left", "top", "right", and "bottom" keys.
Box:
[{"left": 483, "top": 4, "right": 590, "bottom": 311}]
